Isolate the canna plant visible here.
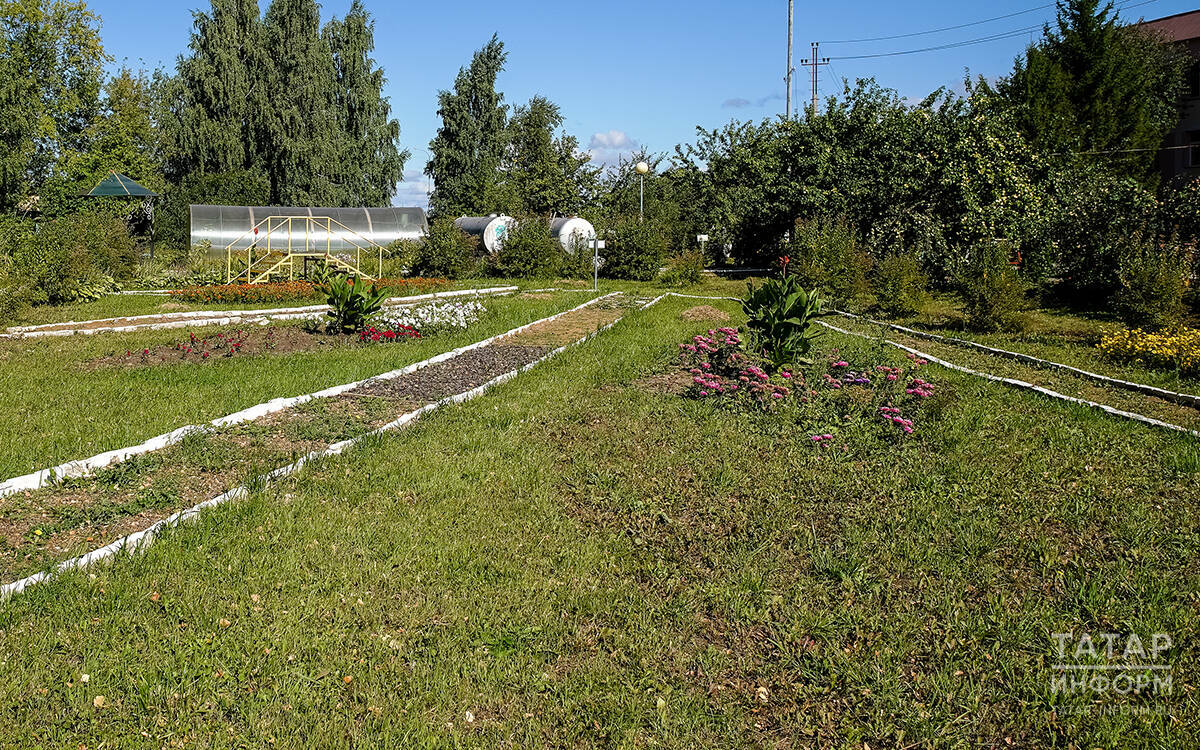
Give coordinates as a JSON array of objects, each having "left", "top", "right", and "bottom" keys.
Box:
[
  {"left": 742, "top": 271, "right": 826, "bottom": 368},
  {"left": 320, "top": 275, "right": 390, "bottom": 334}
]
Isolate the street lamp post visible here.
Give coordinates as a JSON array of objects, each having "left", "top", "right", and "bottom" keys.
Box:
[{"left": 635, "top": 161, "right": 649, "bottom": 221}]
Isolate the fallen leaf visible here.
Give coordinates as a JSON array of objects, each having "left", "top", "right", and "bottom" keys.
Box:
[{"left": 93, "top": 695, "right": 106, "bottom": 708}]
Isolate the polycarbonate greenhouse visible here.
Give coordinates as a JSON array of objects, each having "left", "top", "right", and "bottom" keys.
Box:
[{"left": 189, "top": 205, "right": 428, "bottom": 257}]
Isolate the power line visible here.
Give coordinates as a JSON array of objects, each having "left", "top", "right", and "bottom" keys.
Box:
[
  {"left": 824, "top": 4, "right": 1053, "bottom": 44},
  {"left": 831, "top": 25, "right": 1043, "bottom": 61},
  {"left": 825, "top": 0, "right": 1164, "bottom": 61},
  {"left": 1050, "top": 143, "right": 1193, "bottom": 156}
]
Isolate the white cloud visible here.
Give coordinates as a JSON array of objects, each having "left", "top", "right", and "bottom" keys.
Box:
[
  {"left": 722, "top": 93, "right": 784, "bottom": 109},
  {"left": 392, "top": 175, "right": 431, "bottom": 210},
  {"left": 588, "top": 130, "right": 637, "bottom": 151},
  {"left": 585, "top": 129, "right": 641, "bottom": 169}
]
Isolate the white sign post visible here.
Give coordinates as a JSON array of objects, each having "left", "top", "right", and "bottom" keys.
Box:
[
  {"left": 591, "top": 238, "right": 606, "bottom": 291},
  {"left": 696, "top": 234, "right": 709, "bottom": 257}
]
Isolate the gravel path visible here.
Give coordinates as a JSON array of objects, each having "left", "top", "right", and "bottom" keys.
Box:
[{"left": 350, "top": 344, "right": 551, "bottom": 403}]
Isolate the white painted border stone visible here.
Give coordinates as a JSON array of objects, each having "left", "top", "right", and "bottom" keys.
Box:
[
  {"left": 3, "top": 286, "right": 524, "bottom": 339},
  {"left": 0, "top": 291, "right": 648, "bottom": 600},
  {"left": 0, "top": 292, "right": 617, "bottom": 500}
]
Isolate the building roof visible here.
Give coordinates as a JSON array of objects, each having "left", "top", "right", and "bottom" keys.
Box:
[
  {"left": 83, "top": 171, "right": 159, "bottom": 198},
  {"left": 1139, "top": 9, "right": 1200, "bottom": 43}
]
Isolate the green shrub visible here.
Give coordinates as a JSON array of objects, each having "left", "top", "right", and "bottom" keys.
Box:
[
  {"left": 6, "top": 214, "right": 137, "bottom": 306},
  {"left": 955, "top": 241, "right": 1029, "bottom": 332},
  {"left": 319, "top": 275, "right": 389, "bottom": 334},
  {"left": 786, "top": 216, "right": 871, "bottom": 307},
  {"left": 658, "top": 248, "right": 706, "bottom": 286},
  {"left": 491, "top": 217, "right": 563, "bottom": 279},
  {"left": 558, "top": 235, "right": 594, "bottom": 280},
  {"left": 1113, "top": 235, "right": 1189, "bottom": 329},
  {"left": 601, "top": 216, "right": 668, "bottom": 281},
  {"left": 407, "top": 218, "right": 480, "bottom": 279},
  {"left": 872, "top": 254, "right": 929, "bottom": 317},
  {"left": 742, "top": 274, "right": 826, "bottom": 368}
]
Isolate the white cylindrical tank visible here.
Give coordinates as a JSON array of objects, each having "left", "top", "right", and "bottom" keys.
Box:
[
  {"left": 454, "top": 214, "right": 514, "bottom": 254},
  {"left": 549, "top": 217, "right": 596, "bottom": 254}
]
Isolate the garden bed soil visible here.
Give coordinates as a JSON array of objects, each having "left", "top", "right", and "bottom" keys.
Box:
[
  {"left": 505, "top": 308, "right": 623, "bottom": 347},
  {"left": 87, "top": 326, "right": 350, "bottom": 369}
]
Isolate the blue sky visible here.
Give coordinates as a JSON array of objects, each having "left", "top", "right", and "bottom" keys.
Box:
[{"left": 92, "top": 0, "right": 1198, "bottom": 207}]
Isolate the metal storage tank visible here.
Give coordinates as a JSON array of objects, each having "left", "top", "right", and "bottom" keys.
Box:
[
  {"left": 550, "top": 217, "right": 596, "bottom": 254},
  {"left": 454, "top": 214, "right": 514, "bottom": 254},
  {"left": 190, "top": 205, "right": 429, "bottom": 258}
]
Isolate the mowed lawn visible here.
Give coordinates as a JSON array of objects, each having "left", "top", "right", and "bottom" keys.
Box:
[
  {"left": 0, "top": 292, "right": 591, "bottom": 479},
  {"left": 0, "top": 296, "right": 1197, "bottom": 747}
]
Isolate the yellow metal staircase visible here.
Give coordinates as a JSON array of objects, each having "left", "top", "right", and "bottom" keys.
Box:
[{"left": 224, "top": 215, "right": 385, "bottom": 284}]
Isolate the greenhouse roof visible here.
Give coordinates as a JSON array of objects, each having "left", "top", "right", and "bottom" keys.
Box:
[{"left": 83, "top": 171, "right": 159, "bottom": 198}]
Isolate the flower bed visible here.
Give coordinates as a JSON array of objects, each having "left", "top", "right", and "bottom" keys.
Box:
[
  {"left": 1097, "top": 326, "right": 1200, "bottom": 376},
  {"left": 374, "top": 300, "right": 486, "bottom": 336},
  {"left": 95, "top": 326, "right": 346, "bottom": 368},
  {"left": 677, "top": 327, "right": 940, "bottom": 439},
  {"left": 359, "top": 324, "right": 421, "bottom": 343},
  {"left": 168, "top": 278, "right": 449, "bottom": 304}
]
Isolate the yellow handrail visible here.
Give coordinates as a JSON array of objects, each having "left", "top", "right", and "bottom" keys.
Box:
[{"left": 224, "top": 215, "right": 385, "bottom": 284}]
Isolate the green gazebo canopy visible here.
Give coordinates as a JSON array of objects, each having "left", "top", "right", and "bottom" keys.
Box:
[{"left": 83, "top": 171, "right": 159, "bottom": 198}]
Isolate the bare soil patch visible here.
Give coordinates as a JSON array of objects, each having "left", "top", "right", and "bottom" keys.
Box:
[
  {"left": 681, "top": 305, "right": 730, "bottom": 322},
  {"left": 631, "top": 370, "right": 693, "bottom": 396}
]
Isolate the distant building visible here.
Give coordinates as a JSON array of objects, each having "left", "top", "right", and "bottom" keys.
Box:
[{"left": 1140, "top": 10, "right": 1200, "bottom": 182}]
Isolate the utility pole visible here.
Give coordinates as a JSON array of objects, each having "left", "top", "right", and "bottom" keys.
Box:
[
  {"left": 785, "top": 0, "right": 794, "bottom": 119},
  {"left": 800, "top": 42, "right": 829, "bottom": 117}
]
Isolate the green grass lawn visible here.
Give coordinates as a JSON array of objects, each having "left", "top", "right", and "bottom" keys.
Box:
[
  {"left": 0, "top": 295, "right": 1195, "bottom": 747},
  {"left": 0, "top": 291, "right": 594, "bottom": 479}
]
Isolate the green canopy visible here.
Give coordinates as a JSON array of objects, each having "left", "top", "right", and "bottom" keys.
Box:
[{"left": 82, "top": 171, "right": 159, "bottom": 198}]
